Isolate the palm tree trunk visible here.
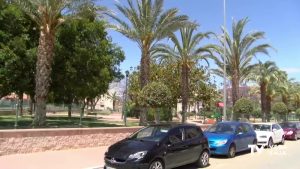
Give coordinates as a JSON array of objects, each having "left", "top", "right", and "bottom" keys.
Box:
[
  {"left": 181, "top": 64, "right": 189, "bottom": 123},
  {"left": 34, "top": 31, "right": 55, "bottom": 126},
  {"left": 139, "top": 47, "right": 150, "bottom": 125},
  {"left": 231, "top": 74, "right": 240, "bottom": 120},
  {"left": 266, "top": 95, "right": 272, "bottom": 122},
  {"left": 260, "top": 82, "right": 267, "bottom": 122}
]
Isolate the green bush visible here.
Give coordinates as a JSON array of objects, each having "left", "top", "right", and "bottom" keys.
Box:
[
  {"left": 272, "top": 102, "right": 288, "bottom": 114},
  {"left": 147, "top": 107, "right": 172, "bottom": 121},
  {"left": 233, "top": 98, "right": 254, "bottom": 115}
]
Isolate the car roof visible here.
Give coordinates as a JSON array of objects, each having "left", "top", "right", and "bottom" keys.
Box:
[
  {"left": 253, "top": 122, "right": 276, "bottom": 125},
  {"left": 148, "top": 122, "right": 197, "bottom": 128},
  {"left": 216, "top": 121, "right": 249, "bottom": 125}
]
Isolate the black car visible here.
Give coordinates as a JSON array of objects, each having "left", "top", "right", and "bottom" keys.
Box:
[{"left": 104, "top": 123, "right": 210, "bottom": 169}]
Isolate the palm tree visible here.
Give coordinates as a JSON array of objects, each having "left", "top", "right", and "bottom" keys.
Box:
[
  {"left": 153, "top": 26, "right": 211, "bottom": 123},
  {"left": 209, "top": 18, "right": 272, "bottom": 119},
  {"left": 108, "top": 0, "right": 188, "bottom": 125},
  {"left": 15, "top": 0, "right": 72, "bottom": 126},
  {"left": 249, "top": 61, "right": 279, "bottom": 122}
]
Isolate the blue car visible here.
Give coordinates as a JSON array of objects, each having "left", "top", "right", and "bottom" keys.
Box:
[{"left": 204, "top": 121, "right": 257, "bottom": 158}]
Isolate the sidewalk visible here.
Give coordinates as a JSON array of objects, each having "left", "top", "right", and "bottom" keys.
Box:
[{"left": 0, "top": 146, "right": 108, "bottom": 169}]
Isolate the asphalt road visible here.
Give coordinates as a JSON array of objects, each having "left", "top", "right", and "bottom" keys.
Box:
[{"left": 175, "top": 140, "right": 300, "bottom": 169}]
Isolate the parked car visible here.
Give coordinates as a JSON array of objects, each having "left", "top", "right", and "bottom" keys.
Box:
[
  {"left": 279, "top": 122, "right": 300, "bottom": 140},
  {"left": 204, "top": 121, "right": 256, "bottom": 158},
  {"left": 253, "top": 123, "right": 285, "bottom": 147},
  {"left": 104, "top": 123, "right": 210, "bottom": 169}
]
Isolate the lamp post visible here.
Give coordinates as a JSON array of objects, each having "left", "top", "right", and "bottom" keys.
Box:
[
  {"left": 223, "top": 0, "right": 227, "bottom": 121},
  {"left": 123, "top": 70, "right": 129, "bottom": 126}
]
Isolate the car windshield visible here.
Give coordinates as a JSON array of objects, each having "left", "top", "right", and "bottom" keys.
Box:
[
  {"left": 253, "top": 124, "right": 271, "bottom": 131},
  {"left": 280, "top": 123, "right": 296, "bottom": 129},
  {"left": 206, "top": 123, "right": 236, "bottom": 134},
  {"left": 129, "top": 126, "right": 171, "bottom": 142}
]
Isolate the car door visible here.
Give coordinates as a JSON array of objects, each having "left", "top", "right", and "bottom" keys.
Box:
[
  {"left": 271, "top": 124, "right": 279, "bottom": 142},
  {"left": 276, "top": 124, "right": 284, "bottom": 141},
  {"left": 234, "top": 124, "right": 246, "bottom": 151},
  {"left": 241, "top": 123, "right": 254, "bottom": 149},
  {"left": 164, "top": 127, "right": 187, "bottom": 168},
  {"left": 183, "top": 126, "right": 203, "bottom": 164}
]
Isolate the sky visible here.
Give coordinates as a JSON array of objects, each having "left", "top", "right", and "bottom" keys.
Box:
[{"left": 98, "top": 0, "right": 300, "bottom": 84}]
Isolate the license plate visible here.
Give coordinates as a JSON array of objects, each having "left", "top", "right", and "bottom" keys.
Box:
[{"left": 106, "top": 166, "right": 116, "bottom": 169}]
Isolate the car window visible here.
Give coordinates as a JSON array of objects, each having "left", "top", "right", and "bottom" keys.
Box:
[
  {"left": 272, "top": 124, "right": 276, "bottom": 130},
  {"left": 242, "top": 124, "right": 251, "bottom": 133},
  {"left": 236, "top": 125, "right": 243, "bottom": 134},
  {"left": 130, "top": 126, "right": 170, "bottom": 142},
  {"left": 185, "top": 127, "right": 202, "bottom": 140},
  {"left": 169, "top": 128, "right": 184, "bottom": 144},
  {"left": 275, "top": 124, "right": 281, "bottom": 130},
  {"left": 253, "top": 124, "right": 271, "bottom": 131},
  {"left": 206, "top": 123, "right": 236, "bottom": 134}
]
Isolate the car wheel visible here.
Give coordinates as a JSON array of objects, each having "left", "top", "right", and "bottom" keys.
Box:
[
  {"left": 196, "top": 150, "right": 209, "bottom": 168},
  {"left": 149, "top": 160, "right": 164, "bottom": 169},
  {"left": 227, "top": 144, "right": 236, "bottom": 158},
  {"left": 268, "top": 138, "right": 273, "bottom": 148},
  {"left": 280, "top": 136, "right": 285, "bottom": 145}
]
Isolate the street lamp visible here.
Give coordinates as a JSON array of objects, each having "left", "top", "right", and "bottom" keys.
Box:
[
  {"left": 123, "top": 70, "right": 129, "bottom": 126},
  {"left": 223, "top": 0, "right": 227, "bottom": 121}
]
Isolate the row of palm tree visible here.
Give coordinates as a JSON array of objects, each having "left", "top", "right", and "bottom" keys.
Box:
[
  {"left": 110, "top": 0, "right": 274, "bottom": 123},
  {"left": 13, "top": 0, "right": 290, "bottom": 125}
]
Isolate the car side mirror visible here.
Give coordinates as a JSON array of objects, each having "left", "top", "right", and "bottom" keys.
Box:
[{"left": 272, "top": 128, "right": 277, "bottom": 132}]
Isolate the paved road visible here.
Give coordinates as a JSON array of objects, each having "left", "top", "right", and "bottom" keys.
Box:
[
  {"left": 1, "top": 140, "right": 299, "bottom": 169},
  {"left": 176, "top": 140, "right": 299, "bottom": 169}
]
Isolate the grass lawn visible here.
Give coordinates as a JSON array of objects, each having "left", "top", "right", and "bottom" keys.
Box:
[{"left": 0, "top": 115, "right": 139, "bottom": 129}]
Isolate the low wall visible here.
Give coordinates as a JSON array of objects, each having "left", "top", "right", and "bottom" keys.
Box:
[
  {"left": 0, "top": 127, "right": 141, "bottom": 156},
  {"left": 0, "top": 124, "right": 210, "bottom": 156}
]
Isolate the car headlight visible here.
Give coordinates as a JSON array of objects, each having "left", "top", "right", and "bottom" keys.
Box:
[
  {"left": 216, "top": 140, "right": 228, "bottom": 146},
  {"left": 287, "top": 131, "right": 294, "bottom": 135},
  {"left": 128, "top": 151, "right": 147, "bottom": 160}
]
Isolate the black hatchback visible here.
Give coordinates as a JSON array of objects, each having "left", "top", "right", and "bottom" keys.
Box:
[{"left": 104, "top": 123, "right": 210, "bottom": 169}]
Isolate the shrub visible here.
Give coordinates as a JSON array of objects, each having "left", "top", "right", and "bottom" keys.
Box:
[
  {"left": 233, "top": 98, "right": 254, "bottom": 115},
  {"left": 272, "top": 102, "right": 288, "bottom": 114}
]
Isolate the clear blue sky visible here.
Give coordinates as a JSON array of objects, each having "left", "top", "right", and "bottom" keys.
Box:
[{"left": 99, "top": 0, "right": 300, "bottom": 82}]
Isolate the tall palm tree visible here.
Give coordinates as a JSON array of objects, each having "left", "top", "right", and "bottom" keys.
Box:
[
  {"left": 15, "top": 0, "right": 72, "bottom": 126},
  {"left": 108, "top": 0, "right": 188, "bottom": 125},
  {"left": 209, "top": 18, "right": 272, "bottom": 119},
  {"left": 153, "top": 26, "right": 211, "bottom": 123},
  {"left": 249, "top": 61, "right": 279, "bottom": 122}
]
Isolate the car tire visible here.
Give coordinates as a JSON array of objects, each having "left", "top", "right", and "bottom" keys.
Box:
[
  {"left": 280, "top": 136, "right": 285, "bottom": 145},
  {"left": 268, "top": 138, "right": 273, "bottom": 148},
  {"left": 227, "top": 144, "right": 236, "bottom": 158},
  {"left": 196, "top": 150, "right": 209, "bottom": 168},
  {"left": 149, "top": 159, "right": 164, "bottom": 169}
]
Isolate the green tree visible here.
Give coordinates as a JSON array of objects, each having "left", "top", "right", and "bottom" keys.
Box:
[
  {"left": 14, "top": 0, "right": 76, "bottom": 126},
  {"left": 272, "top": 102, "right": 288, "bottom": 121},
  {"left": 51, "top": 17, "right": 124, "bottom": 118},
  {"left": 249, "top": 61, "right": 279, "bottom": 122},
  {"left": 108, "top": 92, "right": 119, "bottom": 112},
  {"left": 233, "top": 98, "right": 254, "bottom": 119},
  {"left": 140, "top": 82, "right": 172, "bottom": 123},
  {"left": 109, "top": 0, "right": 188, "bottom": 125},
  {"left": 153, "top": 26, "right": 211, "bottom": 123},
  {"left": 0, "top": 1, "right": 38, "bottom": 114},
  {"left": 210, "top": 18, "right": 272, "bottom": 120}
]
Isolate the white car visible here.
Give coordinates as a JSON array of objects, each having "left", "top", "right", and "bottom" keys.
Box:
[{"left": 253, "top": 123, "right": 285, "bottom": 147}]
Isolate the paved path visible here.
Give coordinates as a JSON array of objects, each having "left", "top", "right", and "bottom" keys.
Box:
[
  {"left": 1, "top": 140, "right": 300, "bottom": 169},
  {"left": 0, "top": 146, "right": 108, "bottom": 169}
]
